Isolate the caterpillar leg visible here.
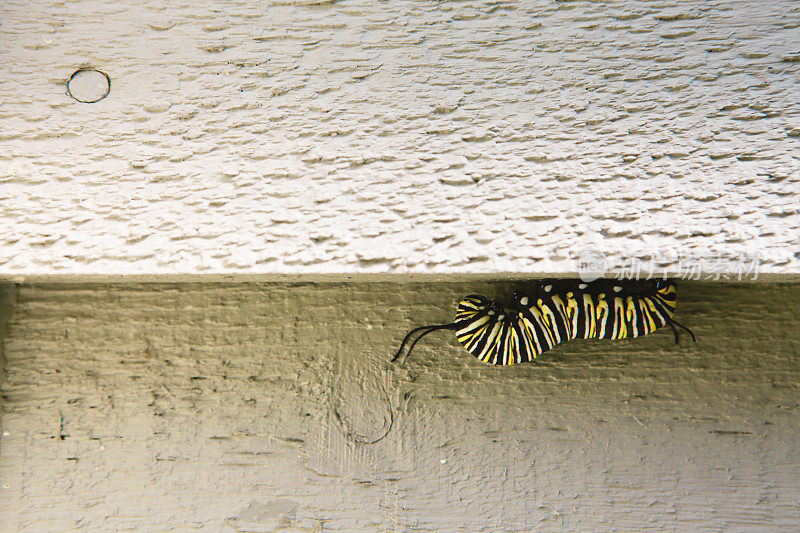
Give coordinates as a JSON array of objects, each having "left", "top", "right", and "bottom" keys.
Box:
[
  {"left": 391, "top": 323, "right": 457, "bottom": 364},
  {"left": 667, "top": 318, "right": 696, "bottom": 344}
]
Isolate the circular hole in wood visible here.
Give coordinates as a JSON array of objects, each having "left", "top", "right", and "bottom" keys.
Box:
[{"left": 66, "top": 67, "right": 111, "bottom": 103}]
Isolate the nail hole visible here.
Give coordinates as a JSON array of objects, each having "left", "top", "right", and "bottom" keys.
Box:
[{"left": 66, "top": 67, "right": 110, "bottom": 103}]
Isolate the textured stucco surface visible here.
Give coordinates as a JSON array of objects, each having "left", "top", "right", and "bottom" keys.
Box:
[
  {"left": 1, "top": 0, "right": 799, "bottom": 276},
  {"left": 1, "top": 282, "right": 799, "bottom": 531}
]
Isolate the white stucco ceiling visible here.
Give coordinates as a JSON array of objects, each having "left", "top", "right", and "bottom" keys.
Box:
[{"left": 1, "top": 0, "right": 798, "bottom": 278}]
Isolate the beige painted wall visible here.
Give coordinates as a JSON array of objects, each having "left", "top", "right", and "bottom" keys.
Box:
[
  {"left": 0, "top": 282, "right": 799, "bottom": 531},
  {"left": 0, "top": 284, "right": 14, "bottom": 402}
]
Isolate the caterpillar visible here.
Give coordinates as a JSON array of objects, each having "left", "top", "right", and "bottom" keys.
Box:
[{"left": 391, "top": 279, "right": 695, "bottom": 366}]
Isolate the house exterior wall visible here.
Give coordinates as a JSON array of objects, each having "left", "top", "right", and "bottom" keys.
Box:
[
  {"left": 2, "top": 1, "right": 799, "bottom": 529},
  {"left": 1, "top": 281, "right": 798, "bottom": 531}
]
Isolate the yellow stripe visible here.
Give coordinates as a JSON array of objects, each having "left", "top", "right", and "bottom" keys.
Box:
[
  {"left": 479, "top": 322, "right": 502, "bottom": 363},
  {"left": 467, "top": 323, "right": 491, "bottom": 351},
  {"left": 596, "top": 295, "right": 609, "bottom": 338},
  {"left": 613, "top": 297, "right": 627, "bottom": 339},
  {"left": 634, "top": 298, "right": 649, "bottom": 335},
  {"left": 511, "top": 326, "right": 523, "bottom": 364},
  {"left": 565, "top": 292, "right": 579, "bottom": 339},
  {"left": 626, "top": 297, "right": 638, "bottom": 337},
  {"left": 456, "top": 315, "right": 490, "bottom": 346},
  {"left": 529, "top": 304, "right": 556, "bottom": 348},
  {"left": 658, "top": 284, "right": 677, "bottom": 297},
  {"left": 519, "top": 315, "right": 543, "bottom": 357},
  {"left": 550, "top": 295, "right": 572, "bottom": 340},
  {"left": 459, "top": 318, "right": 491, "bottom": 351},
  {"left": 643, "top": 296, "right": 666, "bottom": 326},
  {"left": 505, "top": 325, "right": 516, "bottom": 365},
  {"left": 538, "top": 302, "right": 562, "bottom": 345},
  {"left": 582, "top": 293, "right": 596, "bottom": 338}
]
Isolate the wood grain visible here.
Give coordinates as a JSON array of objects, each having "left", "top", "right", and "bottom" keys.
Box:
[{"left": 1, "top": 281, "right": 798, "bottom": 530}]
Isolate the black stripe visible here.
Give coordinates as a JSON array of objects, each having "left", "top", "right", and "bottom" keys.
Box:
[
  {"left": 512, "top": 319, "right": 532, "bottom": 363},
  {"left": 540, "top": 300, "right": 569, "bottom": 345},
  {"left": 520, "top": 306, "right": 554, "bottom": 354}
]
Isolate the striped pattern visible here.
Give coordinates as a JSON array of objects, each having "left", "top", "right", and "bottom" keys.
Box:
[{"left": 453, "top": 280, "right": 679, "bottom": 365}]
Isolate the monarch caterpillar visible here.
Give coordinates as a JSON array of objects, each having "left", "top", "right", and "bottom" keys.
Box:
[{"left": 392, "top": 279, "right": 695, "bottom": 366}]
